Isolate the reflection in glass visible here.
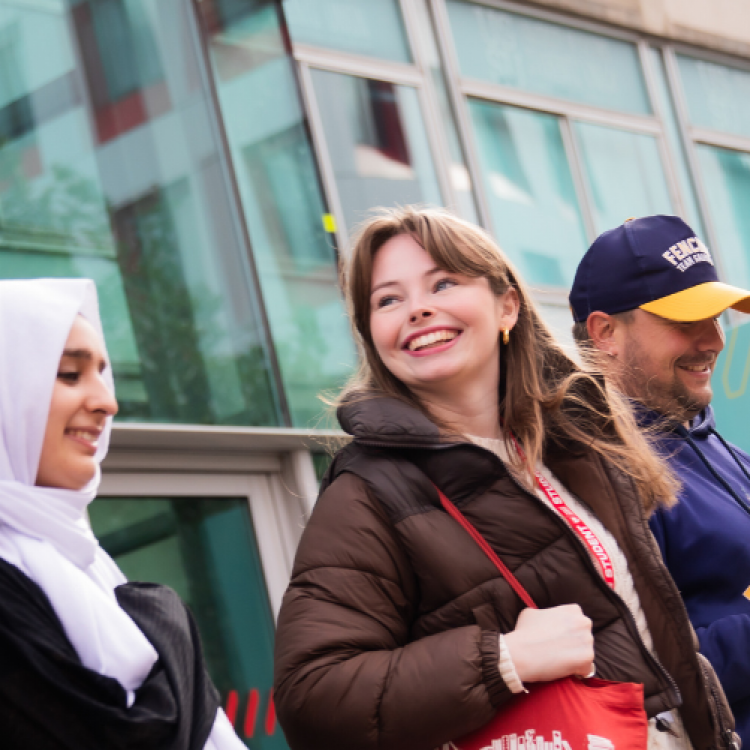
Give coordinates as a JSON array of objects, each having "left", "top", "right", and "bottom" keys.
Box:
[
  {"left": 574, "top": 122, "right": 673, "bottom": 235},
  {"left": 447, "top": 0, "right": 651, "bottom": 115},
  {"left": 283, "top": 0, "right": 412, "bottom": 63},
  {"left": 0, "top": 0, "right": 284, "bottom": 426},
  {"left": 89, "top": 496, "right": 286, "bottom": 749},
  {"left": 467, "top": 101, "right": 587, "bottom": 288},
  {"left": 696, "top": 145, "right": 750, "bottom": 289},
  {"left": 199, "top": 3, "right": 356, "bottom": 426},
  {"left": 311, "top": 69, "right": 443, "bottom": 233},
  {"left": 677, "top": 54, "right": 750, "bottom": 139}
]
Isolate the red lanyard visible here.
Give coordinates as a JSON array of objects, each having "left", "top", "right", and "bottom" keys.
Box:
[{"left": 509, "top": 434, "right": 616, "bottom": 590}]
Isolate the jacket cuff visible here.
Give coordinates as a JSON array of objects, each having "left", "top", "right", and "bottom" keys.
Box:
[
  {"left": 481, "top": 630, "right": 513, "bottom": 709},
  {"left": 497, "top": 633, "right": 527, "bottom": 694}
]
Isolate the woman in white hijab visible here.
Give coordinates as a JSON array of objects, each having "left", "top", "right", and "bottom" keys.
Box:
[{"left": 0, "top": 278, "right": 245, "bottom": 750}]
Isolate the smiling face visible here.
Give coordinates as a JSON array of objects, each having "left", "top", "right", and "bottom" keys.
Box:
[
  {"left": 369, "top": 233, "right": 518, "bottom": 407},
  {"left": 35, "top": 316, "right": 118, "bottom": 490},
  {"left": 616, "top": 309, "right": 724, "bottom": 421}
]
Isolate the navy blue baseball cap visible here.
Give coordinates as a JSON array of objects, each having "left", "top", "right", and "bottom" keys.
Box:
[{"left": 570, "top": 215, "right": 750, "bottom": 322}]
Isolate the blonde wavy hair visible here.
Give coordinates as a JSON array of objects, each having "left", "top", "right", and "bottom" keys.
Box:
[{"left": 336, "top": 205, "right": 677, "bottom": 512}]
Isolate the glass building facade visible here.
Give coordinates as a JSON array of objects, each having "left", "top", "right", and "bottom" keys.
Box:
[{"left": 4, "top": 1, "right": 750, "bottom": 746}]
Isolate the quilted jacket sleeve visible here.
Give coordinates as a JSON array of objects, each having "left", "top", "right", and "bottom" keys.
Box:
[{"left": 273, "top": 473, "right": 507, "bottom": 750}]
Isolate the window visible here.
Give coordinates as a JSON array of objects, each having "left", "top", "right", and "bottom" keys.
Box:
[
  {"left": 0, "top": 1, "right": 287, "bottom": 426},
  {"left": 466, "top": 101, "right": 586, "bottom": 288},
  {"left": 446, "top": 0, "right": 651, "bottom": 114},
  {"left": 308, "top": 69, "right": 442, "bottom": 233},
  {"left": 285, "top": 0, "right": 477, "bottom": 247},
  {"left": 444, "top": 1, "right": 678, "bottom": 306},
  {"left": 671, "top": 51, "right": 750, "bottom": 288},
  {"left": 197, "top": 1, "right": 356, "bottom": 426}
]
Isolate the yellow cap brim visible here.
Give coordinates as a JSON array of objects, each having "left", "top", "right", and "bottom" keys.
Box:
[{"left": 639, "top": 281, "right": 750, "bottom": 321}]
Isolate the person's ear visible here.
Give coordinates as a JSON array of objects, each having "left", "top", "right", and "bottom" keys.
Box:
[
  {"left": 586, "top": 312, "right": 620, "bottom": 357},
  {"left": 498, "top": 287, "right": 520, "bottom": 331}
]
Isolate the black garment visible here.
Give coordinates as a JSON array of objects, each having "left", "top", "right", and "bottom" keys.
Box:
[{"left": 0, "top": 557, "right": 219, "bottom": 750}]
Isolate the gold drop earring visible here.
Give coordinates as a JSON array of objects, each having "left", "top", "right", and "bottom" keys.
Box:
[{"left": 502, "top": 328, "right": 510, "bottom": 346}]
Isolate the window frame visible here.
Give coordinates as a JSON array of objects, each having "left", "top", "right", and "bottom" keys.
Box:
[{"left": 99, "top": 423, "right": 325, "bottom": 619}]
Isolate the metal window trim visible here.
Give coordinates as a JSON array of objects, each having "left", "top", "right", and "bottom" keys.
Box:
[
  {"left": 413, "top": 83, "right": 456, "bottom": 209},
  {"left": 690, "top": 127, "right": 750, "bottom": 154},
  {"left": 292, "top": 43, "right": 423, "bottom": 86},
  {"left": 399, "top": 0, "right": 459, "bottom": 210},
  {"left": 653, "top": 129, "right": 687, "bottom": 217},
  {"left": 662, "top": 46, "right": 726, "bottom": 278},
  {"left": 460, "top": 78, "right": 662, "bottom": 134},
  {"left": 430, "top": 0, "right": 494, "bottom": 231},
  {"left": 397, "top": 0, "right": 423, "bottom": 69},
  {"left": 559, "top": 116, "right": 597, "bottom": 244},
  {"left": 638, "top": 41, "right": 687, "bottom": 217},
  {"left": 669, "top": 42, "right": 750, "bottom": 76},
  {"left": 446, "top": 0, "right": 646, "bottom": 46},
  {"left": 297, "top": 60, "right": 350, "bottom": 254},
  {"left": 106, "top": 420, "right": 344, "bottom": 451}
]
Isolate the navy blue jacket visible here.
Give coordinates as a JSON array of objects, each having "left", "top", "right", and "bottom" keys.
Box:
[{"left": 649, "top": 405, "right": 750, "bottom": 746}]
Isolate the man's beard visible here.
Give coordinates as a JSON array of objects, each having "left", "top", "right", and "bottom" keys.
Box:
[{"left": 618, "top": 340, "right": 711, "bottom": 423}]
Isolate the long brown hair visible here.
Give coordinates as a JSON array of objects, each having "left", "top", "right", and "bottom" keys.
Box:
[{"left": 337, "top": 206, "right": 677, "bottom": 512}]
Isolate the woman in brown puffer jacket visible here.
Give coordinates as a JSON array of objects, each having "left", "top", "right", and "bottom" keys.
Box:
[{"left": 274, "top": 207, "right": 736, "bottom": 750}]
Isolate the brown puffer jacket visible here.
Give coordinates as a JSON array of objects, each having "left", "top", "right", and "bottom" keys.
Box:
[{"left": 274, "top": 397, "right": 735, "bottom": 750}]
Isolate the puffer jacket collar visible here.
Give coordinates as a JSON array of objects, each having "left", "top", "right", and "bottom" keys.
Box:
[
  {"left": 338, "top": 396, "right": 450, "bottom": 449},
  {"left": 337, "top": 395, "right": 511, "bottom": 507}
]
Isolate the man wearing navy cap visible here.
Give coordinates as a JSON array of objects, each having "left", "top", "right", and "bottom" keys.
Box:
[{"left": 570, "top": 215, "right": 750, "bottom": 745}]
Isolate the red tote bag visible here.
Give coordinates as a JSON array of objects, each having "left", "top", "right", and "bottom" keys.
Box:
[
  {"left": 434, "top": 485, "right": 649, "bottom": 750},
  {"left": 449, "top": 677, "right": 646, "bottom": 750}
]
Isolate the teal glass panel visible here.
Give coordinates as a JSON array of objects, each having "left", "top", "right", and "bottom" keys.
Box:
[
  {"left": 574, "top": 122, "right": 673, "bottom": 234},
  {"left": 677, "top": 54, "right": 750, "bottom": 138},
  {"left": 713, "top": 318, "right": 750, "bottom": 454},
  {"left": 282, "top": 0, "right": 412, "bottom": 63},
  {"left": 446, "top": 0, "right": 651, "bottom": 115},
  {"left": 646, "top": 47, "right": 706, "bottom": 236},
  {"left": 89, "top": 496, "right": 287, "bottom": 749},
  {"left": 0, "top": 0, "right": 284, "bottom": 426},
  {"left": 310, "top": 68, "right": 443, "bottom": 232},
  {"left": 197, "top": 2, "right": 356, "bottom": 427},
  {"left": 696, "top": 144, "right": 750, "bottom": 289},
  {"left": 467, "top": 100, "right": 588, "bottom": 288}
]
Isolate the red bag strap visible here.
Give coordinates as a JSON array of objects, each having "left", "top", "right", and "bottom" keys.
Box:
[
  {"left": 434, "top": 484, "right": 537, "bottom": 610},
  {"left": 507, "top": 432, "right": 615, "bottom": 589}
]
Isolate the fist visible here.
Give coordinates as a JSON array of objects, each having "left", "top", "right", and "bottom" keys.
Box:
[{"left": 503, "top": 605, "right": 594, "bottom": 683}]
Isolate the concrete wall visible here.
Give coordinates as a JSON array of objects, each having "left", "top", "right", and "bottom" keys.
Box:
[{"left": 528, "top": 0, "right": 750, "bottom": 58}]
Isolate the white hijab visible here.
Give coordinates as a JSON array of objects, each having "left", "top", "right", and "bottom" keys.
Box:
[{"left": 0, "top": 278, "right": 242, "bottom": 748}]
